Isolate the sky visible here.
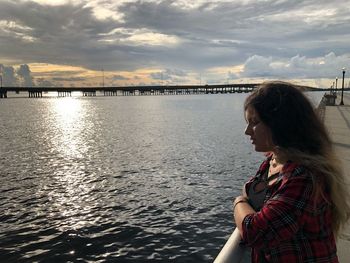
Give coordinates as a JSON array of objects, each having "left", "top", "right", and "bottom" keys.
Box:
[{"left": 0, "top": 0, "right": 350, "bottom": 88}]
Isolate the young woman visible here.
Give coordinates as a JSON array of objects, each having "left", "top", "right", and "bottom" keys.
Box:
[{"left": 233, "top": 81, "right": 350, "bottom": 262}]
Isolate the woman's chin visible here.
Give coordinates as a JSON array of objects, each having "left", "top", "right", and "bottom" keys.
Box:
[{"left": 254, "top": 145, "right": 267, "bottom": 152}]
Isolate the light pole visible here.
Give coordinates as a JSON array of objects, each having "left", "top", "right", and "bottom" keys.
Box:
[
  {"left": 335, "top": 77, "right": 338, "bottom": 94},
  {"left": 0, "top": 74, "right": 2, "bottom": 99},
  {"left": 340, "top": 68, "right": 346, "bottom": 105}
]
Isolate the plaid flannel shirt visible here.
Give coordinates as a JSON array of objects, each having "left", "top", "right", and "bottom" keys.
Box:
[{"left": 242, "top": 158, "right": 338, "bottom": 263}]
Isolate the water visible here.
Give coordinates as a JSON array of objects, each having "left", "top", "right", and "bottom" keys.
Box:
[{"left": 0, "top": 92, "right": 323, "bottom": 262}]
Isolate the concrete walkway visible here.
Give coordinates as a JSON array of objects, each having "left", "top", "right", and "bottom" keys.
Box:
[{"left": 324, "top": 92, "right": 350, "bottom": 263}]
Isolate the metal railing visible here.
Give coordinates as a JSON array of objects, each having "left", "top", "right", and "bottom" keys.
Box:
[{"left": 214, "top": 228, "right": 251, "bottom": 263}]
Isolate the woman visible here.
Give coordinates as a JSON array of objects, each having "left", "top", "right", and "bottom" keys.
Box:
[{"left": 233, "top": 81, "right": 350, "bottom": 262}]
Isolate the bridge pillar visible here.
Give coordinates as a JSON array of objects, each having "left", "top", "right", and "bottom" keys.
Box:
[
  {"left": 28, "top": 91, "right": 42, "bottom": 98},
  {"left": 83, "top": 91, "right": 96, "bottom": 97},
  {"left": 0, "top": 90, "right": 7, "bottom": 98},
  {"left": 103, "top": 90, "right": 117, "bottom": 96},
  {"left": 58, "top": 91, "right": 71, "bottom": 97}
]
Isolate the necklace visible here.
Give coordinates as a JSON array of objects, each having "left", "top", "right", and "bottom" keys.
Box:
[
  {"left": 270, "top": 157, "right": 278, "bottom": 168},
  {"left": 268, "top": 156, "right": 282, "bottom": 179}
]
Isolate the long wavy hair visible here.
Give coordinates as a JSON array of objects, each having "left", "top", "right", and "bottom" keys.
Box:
[{"left": 244, "top": 81, "right": 350, "bottom": 236}]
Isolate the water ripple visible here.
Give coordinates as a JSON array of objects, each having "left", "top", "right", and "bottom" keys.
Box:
[{"left": 0, "top": 95, "right": 267, "bottom": 262}]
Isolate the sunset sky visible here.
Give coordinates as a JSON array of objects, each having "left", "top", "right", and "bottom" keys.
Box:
[{"left": 0, "top": 0, "right": 349, "bottom": 88}]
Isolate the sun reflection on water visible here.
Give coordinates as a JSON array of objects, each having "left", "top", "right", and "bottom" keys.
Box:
[
  {"left": 50, "top": 97, "right": 89, "bottom": 159},
  {"left": 46, "top": 97, "right": 98, "bottom": 232}
]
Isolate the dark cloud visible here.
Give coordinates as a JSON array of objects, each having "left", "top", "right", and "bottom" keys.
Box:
[
  {"left": 117, "top": 0, "right": 350, "bottom": 67},
  {"left": 150, "top": 68, "right": 188, "bottom": 79},
  {"left": 38, "top": 70, "right": 86, "bottom": 77},
  {"left": 0, "top": 0, "right": 349, "bottom": 82},
  {"left": 52, "top": 77, "right": 86, "bottom": 82},
  {"left": 149, "top": 68, "right": 190, "bottom": 84},
  {"left": 164, "top": 68, "right": 188, "bottom": 77},
  {"left": 112, "top": 75, "right": 129, "bottom": 80},
  {"left": 36, "top": 77, "right": 57, "bottom": 87},
  {"left": 150, "top": 71, "right": 170, "bottom": 80},
  {"left": 0, "top": 0, "right": 117, "bottom": 69}
]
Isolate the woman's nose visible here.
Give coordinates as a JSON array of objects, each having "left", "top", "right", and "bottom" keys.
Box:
[{"left": 244, "top": 125, "right": 252, "bottom": 135}]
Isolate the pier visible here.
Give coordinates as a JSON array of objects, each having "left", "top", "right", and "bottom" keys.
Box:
[
  {"left": 0, "top": 83, "right": 320, "bottom": 99},
  {"left": 324, "top": 92, "right": 350, "bottom": 263},
  {"left": 0, "top": 84, "right": 257, "bottom": 98}
]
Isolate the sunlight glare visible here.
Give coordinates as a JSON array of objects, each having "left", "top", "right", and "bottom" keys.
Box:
[
  {"left": 47, "top": 97, "right": 97, "bottom": 231},
  {"left": 50, "top": 97, "right": 88, "bottom": 159},
  {"left": 53, "top": 97, "right": 81, "bottom": 120}
]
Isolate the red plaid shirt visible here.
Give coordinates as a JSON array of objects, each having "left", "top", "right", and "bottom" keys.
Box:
[{"left": 242, "top": 158, "right": 338, "bottom": 262}]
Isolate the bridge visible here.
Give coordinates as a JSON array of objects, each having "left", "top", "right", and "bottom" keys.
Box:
[{"left": 0, "top": 83, "right": 320, "bottom": 98}]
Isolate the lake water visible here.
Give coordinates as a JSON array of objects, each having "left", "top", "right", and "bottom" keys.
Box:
[{"left": 0, "top": 92, "right": 323, "bottom": 262}]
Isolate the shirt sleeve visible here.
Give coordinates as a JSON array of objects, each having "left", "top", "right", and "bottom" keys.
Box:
[{"left": 242, "top": 169, "right": 313, "bottom": 250}]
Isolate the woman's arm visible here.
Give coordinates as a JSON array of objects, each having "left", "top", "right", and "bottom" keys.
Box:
[
  {"left": 240, "top": 173, "right": 313, "bottom": 250},
  {"left": 233, "top": 195, "right": 255, "bottom": 236}
]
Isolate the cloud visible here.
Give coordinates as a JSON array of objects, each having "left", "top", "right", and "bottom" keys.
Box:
[
  {"left": 242, "top": 52, "right": 349, "bottom": 79},
  {"left": 150, "top": 68, "right": 189, "bottom": 83},
  {"left": 0, "top": 0, "right": 117, "bottom": 69},
  {"left": 112, "top": 74, "right": 129, "bottom": 81},
  {"left": 52, "top": 77, "right": 86, "bottom": 82},
  {"left": 0, "top": 20, "right": 36, "bottom": 42},
  {"left": 243, "top": 55, "right": 274, "bottom": 77},
  {"left": 0, "top": 0, "right": 350, "bottom": 86},
  {"left": 0, "top": 63, "right": 35, "bottom": 86},
  {"left": 150, "top": 72, "right": 169, "bottom": 81},
  {"left": 100, "top": 28, "right": 181, "bottom": 47},
  {"left": 36, "top": 77, "right": 57, "bottom": 87},
  {"left": 17, "top": 64, "right": 34, "bottom": 86},
  {"left": 0, "top": 64, "right": 18, "bottom": 87}
]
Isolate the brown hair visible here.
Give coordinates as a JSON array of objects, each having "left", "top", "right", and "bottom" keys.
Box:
[
  {"left": 244, "top": 81, "right": 350, "bottom": 236},
  {"left": 244, "top": 81, "right": 330, "bottom": 154}
]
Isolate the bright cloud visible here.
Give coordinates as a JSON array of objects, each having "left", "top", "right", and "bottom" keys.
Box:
[
  {"left": 125, "top": 31, "right": 180, "bottom": 46},
  {"left": 99, "top": 28, "right": 181, "bottom": 46},
  {"left": 27, "top": 0, "right": 77, "bottom": 6},
  {"left": 0, "top": 20, "right": 36, "bottom": 42},
  {"left": 242, "top": 52, "right": 349, "bottom": 79}
]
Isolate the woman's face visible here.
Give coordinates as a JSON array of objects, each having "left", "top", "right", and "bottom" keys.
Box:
[{"left": 244, "top": 106, "right": 275, "bottom": 152}]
